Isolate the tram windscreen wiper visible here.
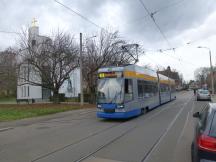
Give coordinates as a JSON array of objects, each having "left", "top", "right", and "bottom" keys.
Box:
[
  {"left": 109, "top": 89, "right": 123, "bottom": 103},
  {"left": 109, "top": 91, "right": 118, "bottom": 103}
]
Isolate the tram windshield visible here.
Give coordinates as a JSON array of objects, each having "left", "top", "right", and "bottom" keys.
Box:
[{"left": 97, "top": 78, "right": 124, "bottom": 104}]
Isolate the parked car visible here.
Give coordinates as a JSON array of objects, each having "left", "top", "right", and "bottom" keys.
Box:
[
  {"left": 191, "top": 103, "right": 216, "bottom": 162},
  {"left": 197, "top": 89, "right": 211, "bottom": 101}
]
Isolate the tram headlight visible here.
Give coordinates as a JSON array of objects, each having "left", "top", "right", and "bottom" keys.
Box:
[
  {"left": 97, "top": 104, "right": 102, "bottom": 108},
  {"left": 117, "top": 104, "right": 124, "bottom": 109}
]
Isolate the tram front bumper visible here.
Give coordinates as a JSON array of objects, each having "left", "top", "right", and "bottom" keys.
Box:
[{"left": 97, "top": 109, "right": 141, "bottom": 119}]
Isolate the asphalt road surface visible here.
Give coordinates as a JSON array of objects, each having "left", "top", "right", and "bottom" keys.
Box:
[{"left": 0, "top": 91, "right": 210, "bottom": 162}]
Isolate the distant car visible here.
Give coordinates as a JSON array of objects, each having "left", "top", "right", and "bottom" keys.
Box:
[
  {"left": 191, "top": 103, "right": 216, "bottom": 162},
  {"left": 196, "top": 89, "right": 211, "bottom": 101}
]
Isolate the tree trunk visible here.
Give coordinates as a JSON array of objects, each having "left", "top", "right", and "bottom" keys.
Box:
[
  {"left": 89, "top": 86, "right": 96, "bottom": 104},
  {"left": 53, "top": 90, "right": 60, "bottom": 104}
]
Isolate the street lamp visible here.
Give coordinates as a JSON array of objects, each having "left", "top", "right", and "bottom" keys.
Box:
[
  {"left": 197, "top": 46, "right": 214, "bottom": 94},
  {"left": 79, "top": 33, "right": 97, "bottom": 106}
]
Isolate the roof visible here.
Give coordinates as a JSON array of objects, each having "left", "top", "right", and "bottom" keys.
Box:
[
  {"left": 98, "top": 64, "right": 175, "bottom": 84},
  {"left": 98, "top": 64, "right": 157, "bottom": 77}
]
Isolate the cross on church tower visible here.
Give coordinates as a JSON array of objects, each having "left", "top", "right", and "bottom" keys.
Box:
[{"left": 32, "top": 18, "right": 38, "bottom": 27}]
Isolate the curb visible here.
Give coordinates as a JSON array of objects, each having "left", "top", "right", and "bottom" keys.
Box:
[{"left": 0, "top": 127, "right": 13, "bottom": 132}]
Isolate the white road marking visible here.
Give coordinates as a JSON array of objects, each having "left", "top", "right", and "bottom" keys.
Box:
[{"left": 142, "top": 96, "right": 192, "bottom": 162}]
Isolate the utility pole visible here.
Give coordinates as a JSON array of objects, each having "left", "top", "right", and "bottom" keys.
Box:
[
  {"left": 198, "top": 46, "right": 214, "bottom": 94},
  {"left": 209, "top": 50, "right": 214, "bottom": 95},
  {"left": 80, "top": 33, "right": 84, "bottom": 105}
]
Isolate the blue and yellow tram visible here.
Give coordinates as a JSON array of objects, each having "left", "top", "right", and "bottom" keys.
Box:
[{"left": 96, "top": 64, "right": 176, "bottom": 119}]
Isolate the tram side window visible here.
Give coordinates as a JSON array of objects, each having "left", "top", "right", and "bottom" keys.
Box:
[
  {"left": 160, "top": 84, "right": 164, "bottom": 92},
  {"left": 125, "top": 79, "right": 133, "bottom": 102},
  {"left": 171, "top": 85, "right": 176, "bottom": 92},
  {"left": 167, "top": 85, "right": 170, "bottom": 92},
  {"left": 144, "top": 81, "right": 157, "bottom": 98},
  {"left": 138, "top": 80, "right": 143, "bottom": 97},
  {"left": 160, "top": 84, "right": 165, "bottom": 92},
  {"left": 160, "top": 84, "right": 170, "bottom": 92},
  {"left": 151, "top": 83, "right": 158, "bottom": 93},
  {"left": 137, "top": 80, "right": 158, "bottom": 98}
]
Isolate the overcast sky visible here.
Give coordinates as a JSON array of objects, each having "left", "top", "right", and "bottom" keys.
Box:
[{"left": 0, "top": 0, "right": 216, "bottom": 81}]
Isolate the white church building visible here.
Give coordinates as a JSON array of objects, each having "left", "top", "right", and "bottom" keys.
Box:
[{"left": 17, "top": 21, "right": 80, "bottom": 103}]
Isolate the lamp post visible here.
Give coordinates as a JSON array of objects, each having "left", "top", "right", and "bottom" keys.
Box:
[
  {"left": 79, "top": 33, "right": 83, "bottom": 106},
  {"left": 79, "top": 33, "right": 97, "bottom": 106},
  {"left": 197, "top": 46, "right": 214, "bottom": 94}
]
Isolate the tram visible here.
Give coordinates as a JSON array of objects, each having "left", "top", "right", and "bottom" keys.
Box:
[{"left": 96, "top": 64, "right": 176, "bottom": 119}]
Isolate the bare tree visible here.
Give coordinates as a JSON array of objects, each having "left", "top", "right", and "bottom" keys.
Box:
[
  {"left": 82, "top": 30, "right": 139, "bottom": 102},
  {"left": 0, "top": 47, "right": 18, "bottom": 97},
  {"left": 194, "top": 67, "right": 210, "bottom": 85},
  {"left": 194, "top": 66, "right": 216, "bottom": 90},
  {"left": 18, "top": 31, "right": 79, "bottom": 103}
]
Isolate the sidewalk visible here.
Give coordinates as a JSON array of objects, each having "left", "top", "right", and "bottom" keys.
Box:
[{"left": 211, "top": 95, "right": 216, "bottom": 102}]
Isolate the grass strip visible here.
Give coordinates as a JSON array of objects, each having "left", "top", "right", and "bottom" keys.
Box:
[{"left": 0, "top": 104, "right": 95, "bottom": 121}]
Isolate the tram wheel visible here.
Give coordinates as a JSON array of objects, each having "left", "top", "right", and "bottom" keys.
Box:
[{"left": 141, "top": 108, "right": 147, "bottom": 115}]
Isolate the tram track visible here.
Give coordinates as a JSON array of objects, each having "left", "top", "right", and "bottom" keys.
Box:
[
  {"left": 31, "top": 121, "right": 122, "bottom": 162},
  {"left": 0, "top": 92, "right": 199, "bottom": 162},
  {"left": 29, "top": 92, "right": 191, "bottom": 162},
  {"left": 73, "top": 98, "right": 188, "bottom": 162},
  {"left": 32, "top": 99, "right": 180, "bottom": 162},
  {"left": 141, "top": 96, "right": 193, "bottom": 162}
]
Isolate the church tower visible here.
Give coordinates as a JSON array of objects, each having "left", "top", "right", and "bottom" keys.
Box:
[{"left": 28, "top": 18, "right": 39, "bottom": 47}]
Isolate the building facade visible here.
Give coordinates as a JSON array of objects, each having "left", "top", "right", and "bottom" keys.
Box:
[
  {"left": 17, "top": 24, "right": 80, "bottom": 102},
  {"left": 158, "top": 66, "right": 182, "bottom": 89}
]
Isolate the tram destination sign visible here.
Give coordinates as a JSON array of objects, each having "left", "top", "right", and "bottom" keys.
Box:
[{"left": 98, "top": 72, "right": 123, "bottom": 78}]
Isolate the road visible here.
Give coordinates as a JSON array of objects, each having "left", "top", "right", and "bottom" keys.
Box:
[{"left": 0, "top": 91, "right": 209, "bottom": 162}]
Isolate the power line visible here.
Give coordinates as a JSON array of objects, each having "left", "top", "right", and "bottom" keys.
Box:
[
  {"left": 0, "top": 30, "right": 20, "bottom": 35},
  {"left": 126, "top": 0, "right": 189, "bottom": 66},
  {"left": 147, "top": 32, "right": 216, "bottom": 53},
  {"left": 139, "top": 0, "right": 172, "bottom": 48},
  {"left": 144, "top": 54, "right": 165, "bottom": 68},
  {"left": 54, "top": 0, "right": 104, "bottom": 30},
  {"left": 142, "top": 39, "right": 214, "bottom": 68},
  {"left": 154, "top": 0, "right": 185, "bottom": 14},
  {"left": 154, "top": 49, "right": 198, "bottom": 67},
  {"left": 143, "top": 50, "right": 195, "bottom": 71},
  {"left": 124, "top": 14, "right": 149, "bottom": 26},
  {"left": 137, "top": 0, "right": 198, "bottom": 67},
  {"left": 126, "top": 0, "right": 185, "bottom": 26},
  {"left": 141, "top": 46, "right": 199, "bottom": 67},
  {"left": 187, "top": 33, "right": 216, "bottom": 45}
]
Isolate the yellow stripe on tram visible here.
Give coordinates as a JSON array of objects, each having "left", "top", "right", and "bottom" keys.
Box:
[
  {"left": 159, "top": 80, "right": 170, "bottom": 84},
  {"left": 124, "top": 71, "right": 157, "bottom": 82}
]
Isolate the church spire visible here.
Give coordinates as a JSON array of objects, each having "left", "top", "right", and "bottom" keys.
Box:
[{"left": 31, "top": 18, "right": 38, "bottom": 27}]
